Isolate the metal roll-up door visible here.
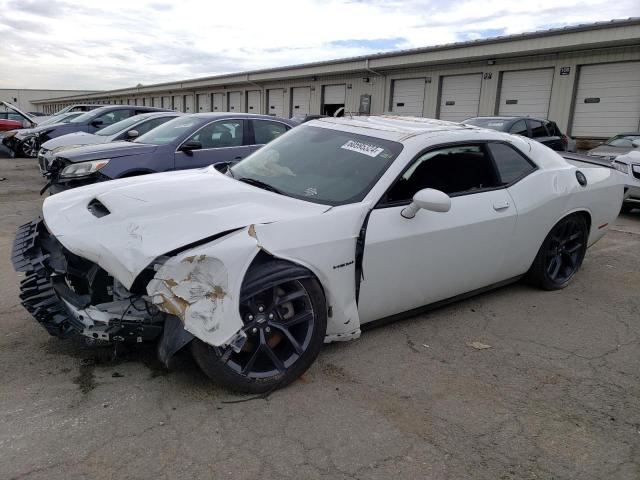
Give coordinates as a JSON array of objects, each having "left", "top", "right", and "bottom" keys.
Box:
[
  {"left": 246, "top": 90, "right": 261, "bottom": 113},
  {"left": 498, "top": 68, "right": 554, "bottom": 118},
  {"left": 197, "top": 93, "right": 211, "bottom": 111},
  {"left": 162, "top": 96, "right": 172, "bottom": 109},
  {"left": 184, "top": 95, "right": 194, "bottom": 112},
  {"left": 323, "top": 84, "right": 345, "bottom": 105},
  {"left": 267, "top": 89, "right": 285, "bottom": 117},
  {"left": 152, "top": 97, "right": 161, "bottom": 107},
  {"left": 212, "top": 93, "right": 224, "bottom": 111},
  {"left": 228, "top": 91, "right": 241, "bottom": 111},
  {"left": 391, "top": 78, "right": 425, "bottom": 116},
  {"left": 439, "top": 74, "right": 482, "bottom": 122},
  {"left": 173, "top": 95, "right": 184, "bottom": 112},
  {"left": 571, "top": 62, "right": 640, "bottom": 137},
  {"left": 291, "top": 87, "right": 310, "bottom": 116}
]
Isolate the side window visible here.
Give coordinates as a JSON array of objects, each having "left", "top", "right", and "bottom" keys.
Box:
[
  {"left": 487, "top": 143, "right": 535, "bottom": 185},
  {"left": 385, "top": 145, "right": 501, "bottom": 204},
  {"left": 188, "top": 120, "right": 244, "bottom": 149},
  {"left": 509, "top": 120, "right": 528, "bottom": 136},
  {"left": 252, "top": 120, "right": 289, "bottom": 144},
  {"left": 135, "top": 117, "right": 171, "bottom": 136},
  {"left": 528, "top": 120, "right": 548, "bottom": 138},
  {"left": 95, "top": 109, "right": 132, "bottom": 126}
]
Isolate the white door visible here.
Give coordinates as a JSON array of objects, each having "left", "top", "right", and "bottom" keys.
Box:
[
  {"left": 291, "top": 87, "right": 311, "bottom": 116},
  {"left": 173, "top": 95, "right": 184, "bottom": 112},
  {"left": 162, "top": 96, "right": 172, "bottom": 109},
  {"left": 571, "top": 61, "right": 640, "bottom": 137},
  {"left": 357, "top": 144, "right": 517, "bottom": 323},
  {"left": 212, "top": 93, "right": 224, "bottom": 111},
  {"left": 228, "top": 92, "right": 241, "bottom": 112},
  {"left": 391, "top": 78, "right": 425, "bottom": 116},
  {"left": 439, "top": 74, "right": 482, "bottom": 122},
  {"left": 197, "top": 93, "right": 211, "bottom": 112},
  {"left": 267, "top": 89, "right": 284, "bottom": 117},
  {"left": 184, "top": 95, "right": 194, "bottom": 112},
  {"left": 498, "top": 68, "right": 554, "bottom": 117},
  {"left": 152, "top": 97, "right": 161, "bottom": 107},
  {"left": 246, "top": 90, "right": 261, "bottom": 113}
]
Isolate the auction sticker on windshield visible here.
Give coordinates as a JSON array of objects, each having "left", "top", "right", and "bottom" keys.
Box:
[{"left": 341, "top": 140, "right": 384, "bottom": 157}]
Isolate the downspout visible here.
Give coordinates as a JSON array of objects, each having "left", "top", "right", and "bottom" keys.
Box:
[{"left": 364, "top": 58, "right": 383, "bottom": 76}]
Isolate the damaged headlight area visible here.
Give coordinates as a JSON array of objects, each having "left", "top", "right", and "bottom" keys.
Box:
[
  {"left": 12, "top": 218, "right": 164, "bottom": 343},
  {"left": 612, "top": 161, "right": 630, "bottom": 175},
  {"left": 60, "top": 159, "right": 110, "bottom": 178}
]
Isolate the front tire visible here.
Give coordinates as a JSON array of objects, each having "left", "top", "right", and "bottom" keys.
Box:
[
  {"left": 527, "top": 214, "right": 588, "bottom": 290},
  {"left": 20, "top": 136, "right": 39, "bottom": 158},
  {"left": 191, "top": 262, "right": 327, "bottom": 393}
]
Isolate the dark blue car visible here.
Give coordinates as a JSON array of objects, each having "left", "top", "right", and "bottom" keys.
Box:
[{"left": 46, "top": 113, "right": 296, "bottom": 193}]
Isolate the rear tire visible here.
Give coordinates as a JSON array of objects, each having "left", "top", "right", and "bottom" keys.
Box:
[
  {"left": 191, "top": 261, "right": 327, "bottom": 393},
  {"left": 620, "top": 203, "right": 634, "bottom": 214},
  {"left": 527, "top": 214, "right": 588, "bottom": 290}
]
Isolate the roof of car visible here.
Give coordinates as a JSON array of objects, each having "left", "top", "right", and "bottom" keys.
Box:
[
  {"left": 465, "top": 116, "right": 550, "bottom": 122},
  {"left": 312, "top": 115, "right": 472, "bottom": 137}
]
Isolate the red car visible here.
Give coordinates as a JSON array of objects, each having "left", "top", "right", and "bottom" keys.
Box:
[{"left": 0, "top": 118, "right": 23, "bottom": 132}]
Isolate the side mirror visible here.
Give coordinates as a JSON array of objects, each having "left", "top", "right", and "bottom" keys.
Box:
[
  {"left": 632, "top": 140, "right": 640, "bottom": 148},
  {"left": 179, "top": 140, "right": 202, "bottom": 154},
  {"left": 91, "top": 120, "right": 104, "bottom": 128},
  {"left": 125, "top": 129, "right": 139, "bottom": 140},
  {"left": 401, "top": 188, "right": 451, "bottom": 219}
]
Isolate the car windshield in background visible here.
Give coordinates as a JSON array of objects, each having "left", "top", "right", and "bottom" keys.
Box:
[
  {"left": 96, "top": 115, "right": 148, "bottom": 136},
  {"left": 40, "top": 112, "right": 82, "bottom": 126},
  {"left": 231, "top": 125, "right": 403, "bottom": 206},
  {"left": 605, "top": 134, "right": 640, "bottom": 147},
  {"left": 134, "top": 117, "right": 201, "bottom": 145},
  {"left": 69, "top": 110, "right": 100, "bottom": 123},
  {"left": 463, "top": 118, "right": 507, "bottom": 131}
]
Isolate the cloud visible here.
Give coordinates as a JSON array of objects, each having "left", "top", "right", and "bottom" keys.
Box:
[{"left": 0, "top": 0, "right": 638, "bottom": 90}]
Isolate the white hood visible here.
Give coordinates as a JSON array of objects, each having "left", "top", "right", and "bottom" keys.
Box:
[{"left": 42, "top": 167, "right": 330, "bottom": 288}]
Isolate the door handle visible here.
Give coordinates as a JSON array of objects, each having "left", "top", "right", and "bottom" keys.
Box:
[
  {"left": 493, "top": 200, "right": 510, "bottom": 211},
  {"left": 234, "top": 156, "right": 243, "bottom": 160}
]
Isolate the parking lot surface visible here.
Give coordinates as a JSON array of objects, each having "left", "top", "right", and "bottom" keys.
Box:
[{"left": 1, "top": 157, "right": 639, "bottom": 480}]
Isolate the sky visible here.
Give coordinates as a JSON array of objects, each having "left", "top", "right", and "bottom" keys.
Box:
[{"left": 0, "top": 0, "right": 638, "bottom": 91}]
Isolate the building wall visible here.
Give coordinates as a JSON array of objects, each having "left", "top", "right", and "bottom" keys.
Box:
[{"left": 0, "top": 89, "right": 97, "bottom": 113}]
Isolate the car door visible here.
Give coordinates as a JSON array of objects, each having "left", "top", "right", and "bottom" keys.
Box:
[
  {"left": 247, "top": 119, "right": 291, "bottom": 154},
  {"left": 174, "top": 119, "right": 250, "bottom": 170},
  {"left": 357, "top": 143, "right": 518, "bottom": 324},
  {"left": 527, "top": 119, "right": 562, "bottom": 151}
]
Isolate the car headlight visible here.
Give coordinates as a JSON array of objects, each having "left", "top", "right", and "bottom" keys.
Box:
[
  {"left": 51, "top": 144, "right": 85, "bottom": 154},
  {"left": 60, "top": 159, "right": 110, "bottom": 178},
  {"left": 613, "top": 161, "right": 630, "bottom": 174}
]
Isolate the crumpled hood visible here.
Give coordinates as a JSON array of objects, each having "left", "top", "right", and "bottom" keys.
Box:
[
  {"left": 42, "top": 131, "right": 107, "bottom": 151},
  {"left": 587, "top": 145, "right": 632, "bottom": 158},
  {"left": 16, "top": 122, "right": 67, "bottom": 138},
  {"left": 59, "top": 141, "right": 157, "bottom": 162},
  {"left": 42, "top": 167, "right": 330, "bottom": 288}
]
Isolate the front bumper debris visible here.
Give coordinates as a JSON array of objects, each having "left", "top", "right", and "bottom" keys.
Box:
[{"left": 12, "top": 218, "right": 164, "bottom": 342}]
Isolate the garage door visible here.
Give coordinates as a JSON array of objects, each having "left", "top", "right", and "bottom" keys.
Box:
[
  {"left": 162, "top": 96, "right": 172, "bottom": 109},
  {"left": 498, "top": 68, "right": 554, "bottom": 118},
  {"left": 197, "top": 93, "right": 210, "bottom": 112},
  {"left": 184, "top": 95, "right": 194, "bottom": 113},
  {"left": 439, "top": 74, "right": 482, "bottom": 122},
  {"left": 323, "top": 84, "right": 345, "bottom": 105},
  {"left": 571, "top": 62, "right": 640, "bottom": 137},
  {"left": 212, "top": 93, "right": 224, "bottom": 111},
  {"left": 268, "top": 89, "right": 284, "bottom": 117},
  {"left": 152, "top": 97, "right": 161, "bottom": 107},
  {"left": 391, "top": 78, "right": 425, "bottom": 116},
  {"left": 246, "top": 90, "right": 261, "bottom": 113},
  {"left": 228, "top": 91, "right": 241, "bottom": 111},
  {"left": 173, "top": 95, "right": 184, "bottom": 112},
  {"left": 291, "top": 87, "right": 311, "bottom": 116}
]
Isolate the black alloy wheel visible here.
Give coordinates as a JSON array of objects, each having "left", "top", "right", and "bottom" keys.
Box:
[
  {"left": 191, "top": 261, "right": 326, "bottom": 393},
  {"left": 528, "top": 214, "right": 588, "bottom": 290}
]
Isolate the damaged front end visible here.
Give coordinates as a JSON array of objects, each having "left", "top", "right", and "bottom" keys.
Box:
[{"left": 12, "top": 218, "right": 165, "bottom": 344}]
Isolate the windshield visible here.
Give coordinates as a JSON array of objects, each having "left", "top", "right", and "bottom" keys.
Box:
[
  {"left": 605, "top": 134, "right": 640, "bottom": 148},
  {"left": 96, "top": 114, "right": 148, "bottom": 136},
  {"left": 230, "top": 125, "right": 403, "bottom": 205},
  {"left": 462, "top": 118, "right": 507, "bottom": 131},
  {"left": 69, "top": 109, "right": 102, "bottom": 124},
  {"left": 134, "top": 116, "right": 200, "bottom": 145}
]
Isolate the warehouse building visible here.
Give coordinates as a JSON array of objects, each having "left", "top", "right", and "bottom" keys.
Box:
[
  {"left": 31, "top": 18, "right": 640, "bottom": 142},
  {"left": 1, "top": 88, "right": 99, "bottom": 113}
]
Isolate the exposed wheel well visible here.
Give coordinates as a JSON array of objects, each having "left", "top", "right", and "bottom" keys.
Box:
[{"left": 571, "top": 210, "right": 592, "bottom": 234}]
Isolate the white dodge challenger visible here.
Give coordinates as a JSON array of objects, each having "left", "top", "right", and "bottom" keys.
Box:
[{"left": 13, "top": 116, "right": 623, "bottom": 392}]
